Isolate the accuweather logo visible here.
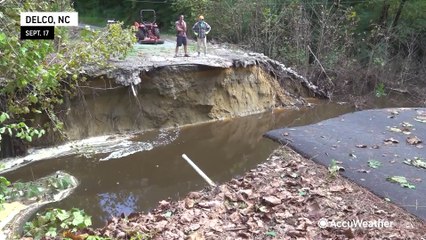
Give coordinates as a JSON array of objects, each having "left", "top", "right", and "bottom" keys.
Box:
[{"left": 318, "top": 218, "right": 393, "bottom": 229}]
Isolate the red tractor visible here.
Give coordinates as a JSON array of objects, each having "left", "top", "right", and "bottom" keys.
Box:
[{"left": 134, "top": 9, "right": 164, "bottom": 44}]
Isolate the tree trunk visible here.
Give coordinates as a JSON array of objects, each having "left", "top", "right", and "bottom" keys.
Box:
[
  {"left": 392, "top": 0, "right": 407, "bottom": 28},
  {"left": 1, "top": 134, "right": 14, "bottom": 159},
  {"left": 378, "top": 0, "right": 390, "bottom": 27},
  {"left": 0, "top": 134, "right": 27, "bottom": 159}
]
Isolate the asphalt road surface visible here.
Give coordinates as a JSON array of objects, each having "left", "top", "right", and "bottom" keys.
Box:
[{"left": 265, "top": 108, "right": 426, "bottom": 221}]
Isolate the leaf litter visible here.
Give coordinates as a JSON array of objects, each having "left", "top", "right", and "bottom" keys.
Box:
[
  {"left": 384, "top": 138, "right": 399, "bottom": 144},
  {"left": 387, "top": 122, "right": 413, "bottom": 135},
  {"left": 414, "top": 114, "right": 426, "bottom": 123},
  {"left": 404, "top": 157, "right": 426, "bottom": 169},
  {"left": 77, "top": 147, "right": 426, "bottom": 239},
  {"left": 406, "top": 136, "right": 422, "bottom": 145}
]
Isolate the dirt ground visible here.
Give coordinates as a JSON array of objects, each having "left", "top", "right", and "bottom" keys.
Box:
[{"left": 85, "top": 146, "right": 426, "bottom": 239}]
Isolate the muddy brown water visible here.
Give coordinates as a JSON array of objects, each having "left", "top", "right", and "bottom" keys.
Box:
[{"left": 2, "top": 98, "right": 415, "bottom": 227}]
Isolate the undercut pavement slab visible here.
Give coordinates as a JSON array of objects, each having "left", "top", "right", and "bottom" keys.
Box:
[{"left": 264, "top": 108, "right": 426, "bottom": 221}]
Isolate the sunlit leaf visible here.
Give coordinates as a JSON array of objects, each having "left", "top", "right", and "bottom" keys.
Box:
[
  {"left": 46, "top": 227, "right": 57, "bottom": 237},
  {"left": 368, "top": 160, "right": 382, "bottom": 169},
  {"left": 388, "top": 127, "right": 402, "bottom": 133},
  {"left": 0, "top": 112, "right": 8, "bottom": 123},
  {"left": 163, "top": 211, "right": 172, "bottom": 218},
  {"left": 84, "top": 216, "right": 92, "bottom": 227},
  {"left": 387, "top": 176, "right": 415, "bottom": 189},
  {"left": 0, "top": 33, "right": 6, "bottom": 45},
  {"left": 414, "top": 115, "right": 426, "bottom": 123},
  {"left": 57, "top": 209, "right": 71, "bottom": 221},
  {"left": 72, "top": 211, "right": 85, "bottom": 226},
  {"left": 404, "top": 157, "right": 426, "bottom": 169}
]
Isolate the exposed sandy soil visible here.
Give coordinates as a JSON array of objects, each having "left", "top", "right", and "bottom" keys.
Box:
[{"left": 83, "top": 146, "right": 426, "bottom": 239}]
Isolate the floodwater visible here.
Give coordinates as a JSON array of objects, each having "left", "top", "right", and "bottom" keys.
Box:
[{"left": 2, "top": 97, "right": 413, "bottom": 227}]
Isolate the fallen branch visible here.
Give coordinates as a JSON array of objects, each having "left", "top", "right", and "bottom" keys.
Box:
[
  {"left": 225, "top": 226, "right": 248, "bottom": 231},
  {"left": 389, "top": 87, "right": 409, "bottom": 94},
  {"left": 307, "top": 45, "right": 334, "bottom": 87}
]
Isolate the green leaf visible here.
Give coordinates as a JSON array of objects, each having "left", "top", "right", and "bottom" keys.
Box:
[
  {"left": 368, "top": 160, "right": 382, "bottom": 169},
  {"left": 84, "top": 216, "right": 92, "bottom": 227},
  {"left": 26, "top": 185, "right": 41, "bottom": 198},
  {"left": 328, "top": 159, "right": 344, "bottom": 176},
  {"left": 401, "top": 183, "right": 416, "bottom": 189},
  {"left": 20, "top": 47, "right": 28, "bottom": 55},
  {"left": 57, "top": 209, "right": 70, "bottom": 221},
  {"left": 28, "top": 95, "right": 38, "bottom": 103},
  {"left": 163, "top": 211, "right": 172, "bottom": 218},
  {"left": 38, "top": 129, "right": 46, "bottom": 138},
  {"left": 404, "top": 157, "right": 426, "bottom": 169},
  {"left": 0, "top": 177, "right": 11, "bottom": 187},
  {"left": 44, "top": 211, "right": 53, "bottom": 221},
  {"left": 387, "top": 176, "right": 415, "bottom": 189},
  {"left": 265, "top": 231, "right": 276, "bottom": 237},
  {"left": 0, "top": 32, "right": 6, "bottom": 44},
  {"left": 0, "top": 112, "right": 8, "bottom": 123},
  {"left": 60, "top": 222, "right": 68, "bottom": 229},
  {"left": 45, "top": 227, "right": 57, "bottom": 237},
  {"left": 72, "top": 211, "right": 85, "bottom": 226}
]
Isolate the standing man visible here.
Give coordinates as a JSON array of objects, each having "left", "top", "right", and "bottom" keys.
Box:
[
  {"left": 192, "top": 15, "right": 211, "bottom": 56},
  {"left": 175, "top": 15, "right": 189, "bottom": 57}
]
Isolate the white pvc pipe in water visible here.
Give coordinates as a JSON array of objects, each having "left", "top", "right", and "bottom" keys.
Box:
[{"left": 182, "top": 154, "right": 216, "bottom": 187}]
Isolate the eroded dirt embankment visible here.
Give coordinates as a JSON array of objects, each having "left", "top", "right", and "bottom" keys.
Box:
[{"left": 61, "top": 40, "right": 326, "bottom": 140}]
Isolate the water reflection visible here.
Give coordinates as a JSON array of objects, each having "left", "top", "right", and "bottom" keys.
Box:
[
  {"left": 98, "top": 192, "right": 139, "bottom": 222},
  {"left": 3, "top": 101, "right": 355, "bottom": 227}
]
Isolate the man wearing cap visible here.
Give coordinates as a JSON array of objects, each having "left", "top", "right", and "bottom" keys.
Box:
[{"left": 192, "top": 15, "right": 211, "bottom": 56}]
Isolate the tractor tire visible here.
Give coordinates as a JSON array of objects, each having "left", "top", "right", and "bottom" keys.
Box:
[
  {"left": 136, "top": 29, "right": 145, "bottom": 41},
  {"left": 154, "top": 28, "right": 160, "bottom": 38}
]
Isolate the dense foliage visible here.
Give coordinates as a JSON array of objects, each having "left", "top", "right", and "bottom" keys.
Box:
[
  {"left": 74, "top": 0, "right": 178, "bottom": 31},
  {"left": 24, "top": 208, "right": 92, "bottom": 238},
  {"left": 196, "top": 0, "right": 425, "bottom": 98},
  {"left": 73, "top": 0, "right": 425, "bottom": 100},
  {"left": 0, "top": 0, "right": 135, "bottom": 156}
]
